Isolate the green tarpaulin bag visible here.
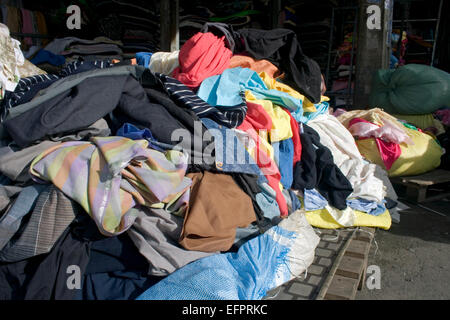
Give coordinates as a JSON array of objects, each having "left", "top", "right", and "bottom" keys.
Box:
[{"left": 369, "top": 64, "right": 450, "bottom": 115}]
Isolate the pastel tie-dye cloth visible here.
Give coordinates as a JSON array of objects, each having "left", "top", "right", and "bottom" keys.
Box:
[{"left": 30, "top": 136, "right": 191, "bottom": 236}]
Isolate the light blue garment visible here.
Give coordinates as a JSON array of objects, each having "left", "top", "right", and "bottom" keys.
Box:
[
  {"left": 136, "top": 225, "right": 299, "bottom": 300},
  {"left": 293, "top": 101, "right": 330, "bottom": 123},
  {"left": 272, "top": 138, "right": 294, "bottom": 189},
  {"left": 136, "top": 52, "right": 153, "bottom": 68},
  {"left": 304, "top": 188, "right": 328, "bottom": 211},
  {"left": 197, "top": 67, "right": 302, "bottom": 113},
  {"left": 347, "top": 198, "right": 387, "bottom": 216},
  {"left": 256, "top": 191, "right": 280, "bottom": 220},
  {"left": 304, "top": 189, "right": 386, "bottom": 216},
  {"left": 0, "top": 184, "right": 47, "bottom": 250}
]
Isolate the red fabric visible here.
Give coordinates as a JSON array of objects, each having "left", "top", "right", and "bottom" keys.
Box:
[
  {"left": 287, "top": 111, "right": 302, "bottom": 165},
  {"left": 244, "top": 101, "right": 273, "bottom": 130},
  {"left": 171, "top": 32, "right": 233, "bottom": 89},
  {"left": 349, "top": 118, "right": 401, "bottom": 171},
  {"left": 238, "top": 102, "right": 288, "bottom": 217}
]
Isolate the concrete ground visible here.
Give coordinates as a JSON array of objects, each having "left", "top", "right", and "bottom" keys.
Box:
[{"left": 356, "top": 196, "right": 450, "bottom": 300}]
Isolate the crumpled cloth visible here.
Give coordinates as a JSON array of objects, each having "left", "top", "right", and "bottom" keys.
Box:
[
  {"left": 30, "top": 136, "right": 192, "bottom": 236},
  {"left": 171, "top": 32, "right": 232, "bottom": 89}
]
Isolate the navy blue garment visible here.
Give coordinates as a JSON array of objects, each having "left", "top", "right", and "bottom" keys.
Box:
[
  {"left": 272, "top": 138, "right": 294, "bottom": 189},
  {"left": 30, "top": 49, "right": 65, "bottom": 66},
  {"left": 80, "top": 271, "right": 163, "bottom": 300},
  {"left": 116, "top": 123, "right": 166, "bottom": 152}
]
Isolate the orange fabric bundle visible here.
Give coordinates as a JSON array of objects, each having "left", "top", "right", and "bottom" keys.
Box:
[{"left": 229, "top": 55, "right": 283, "bottom": 79}]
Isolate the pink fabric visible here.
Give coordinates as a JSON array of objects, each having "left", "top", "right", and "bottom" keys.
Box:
[
  {"left": 348, "top": 117, "right": 413, "bottom": 145},
  {"left": 21, "top": 9, "right": 33, "bottom": 46},
  {"left": 238, "top": 102, "right": 288, "bottom": 217},
  {"left": 349, "top": 118, "right": 401, "bottom": 170},
  {"left": 171, "top": 32, "right": 232, "bottom": 89}
]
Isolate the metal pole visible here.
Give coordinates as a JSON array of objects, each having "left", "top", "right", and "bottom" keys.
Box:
[
  {"left": 431, "top": 0, "right": 443, "bottom": 66},
  {"left": 325, "top": 7, "right": 335, "bottom": 90}
]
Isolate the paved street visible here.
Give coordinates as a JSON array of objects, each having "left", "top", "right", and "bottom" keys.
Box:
[{"left": 356, "top": 198, "right": 450, "bottom": 300}]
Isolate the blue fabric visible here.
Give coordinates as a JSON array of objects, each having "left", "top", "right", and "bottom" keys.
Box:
[
  {"left": 272, "top": 138, "right": 294, "bottom": 189},
  {"left": 201, "top": 118, "right": 263, "bottom": 176},
  {"left": 304, "top": 189, "right": 387, "bottom": 216},
  {"left": 293, "top": 101, "right": 330, "bottom": 123},
  {"left": 116, "top": 123, "right": 166, "bottom": 152},
  {"left": 0, "top": 184, "right": 47, "bottom": 250},
  {"left": 347, "top": 198, "right": 387, "bottom": 216},
  {"left": 256, "top": 191, "right": 280, "bottom": 220},
  {"left": 30, "top": 49, "right": 66, "bottom": 66},
  {"left": 197, "top": 67, "right": 302, "bottom": 112},
  {"left": 136, "top": 52, "right": 153, "bottom": 68},
  {"left": 304, "top": 188, "right": 328, "bottom": 211},
  {"left": 136, "top": 225, "right": 298, "bottom": 300},
  {"left": 289, "top": 189, "right": 302, "bottom": 212}
]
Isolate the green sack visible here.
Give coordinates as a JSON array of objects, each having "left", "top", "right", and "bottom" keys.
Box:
[{"left": 369, "top": 64, "right": 450, "bottom": 115}]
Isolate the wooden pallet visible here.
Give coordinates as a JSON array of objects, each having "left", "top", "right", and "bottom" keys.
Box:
[
  {"left": 391, "top": 169, "right": 450, "bottom": 203},
  {"left": 316, "top": 227, "right": 375, "bottom": 300}
]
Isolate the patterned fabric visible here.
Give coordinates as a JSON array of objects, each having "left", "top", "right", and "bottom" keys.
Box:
[
  {"left": 157, "top": 72, "right": 247, "bottom": 128},
  {"left": 0, "top": 185, "right": 78, "bottom": 263},
  {"left": 30, "top": 136, "right": 192, "bottom": 236}
]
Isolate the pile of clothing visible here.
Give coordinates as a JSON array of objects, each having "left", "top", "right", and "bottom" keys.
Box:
[{"left": 0, "top": 22, "right": 397, "bottom": 300}]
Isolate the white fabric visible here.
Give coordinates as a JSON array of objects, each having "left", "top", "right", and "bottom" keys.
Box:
[
  {"left": 308, "top": 114, "right": 386, "bottom": 203},
  {"left": 274, "top": 210, "right": 320, "bottom": 282},
  {"left": 0, "top": 23, "right": 25, "bottom": 98},
  {"left": 149, "top": 51, "right": 179, "bottom": 75}
]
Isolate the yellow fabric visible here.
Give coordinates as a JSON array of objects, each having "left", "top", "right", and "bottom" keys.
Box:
[
  {"left": 258, "top": 71, "right": 321, "bottom": 113},
  {"left": 245, "top": 91, "right": 293, "bottom": 142},
  {"left": 305, "top": 208, "right": 392, "bottom": 230},
  {"left": 303, "top": 95, "right": 330, "bottom": 113},
  {"left": 356, "top": 127, "right": 442, "bottom": 177},
  {"left": 392, "top": 113, "right": 446, "bottom": 136}
]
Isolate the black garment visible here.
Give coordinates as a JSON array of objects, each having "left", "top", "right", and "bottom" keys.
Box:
[
  {"left": 156, "top": 73, "right": 247, "bottom": 128},
  {"left": 0, "top": 212, "right": 102, "bottom": 300},
  {"left": 0, "top": 60, "right": 114, "bottom": 124},
  {"left": 200, "top": 22, "right": 240, "bottom": 52},
  {"left": 3, "top": 75, "right": 130, "bottom": 147},
  {"left": 112, "top": 73, "right": 216, "bottom": 170},
  {"left": 236, "top": 28, "right": 322, "bottom": 103},
  {"left": 292, "top": 124, "right": 353, "bottom": 210}
]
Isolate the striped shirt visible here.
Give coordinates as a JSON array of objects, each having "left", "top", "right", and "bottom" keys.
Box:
[{"left": 156, "top": 73, "right": 247, "bottom": 128}]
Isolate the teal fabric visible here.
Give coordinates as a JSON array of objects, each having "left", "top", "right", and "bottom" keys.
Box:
[{"left": 197, "top": 67, "right": 302, "bottom": 113}]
